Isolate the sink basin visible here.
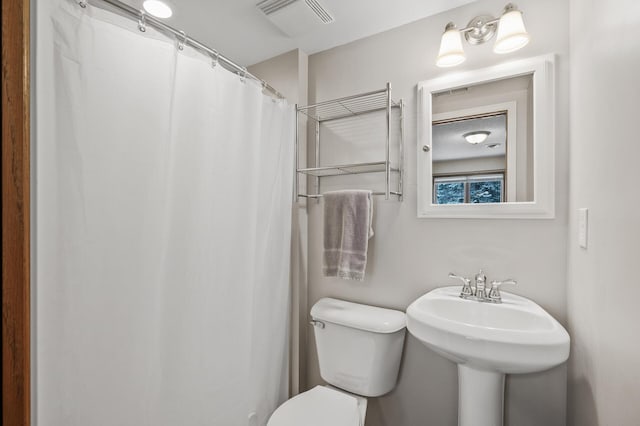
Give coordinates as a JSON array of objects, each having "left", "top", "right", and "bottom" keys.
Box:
[
  {"left": 407, "top": 286, "right": 569, "bottom": 374},
  {"left": 407, "top": 286, "right": 570, "bottom": 426}
]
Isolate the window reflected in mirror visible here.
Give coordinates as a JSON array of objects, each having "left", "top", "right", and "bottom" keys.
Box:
[{"left": 434, "top": 173, "right": 505, "bottom": 204}]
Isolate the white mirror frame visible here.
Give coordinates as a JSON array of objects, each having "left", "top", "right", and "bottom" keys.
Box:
[{"left": 417, "top": 54, "right": 556, "bottom": 219}]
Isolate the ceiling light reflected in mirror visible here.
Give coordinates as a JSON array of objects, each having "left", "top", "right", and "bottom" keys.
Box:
[{"left": 463, "top": 130, "right": 491, "bottom": 144}]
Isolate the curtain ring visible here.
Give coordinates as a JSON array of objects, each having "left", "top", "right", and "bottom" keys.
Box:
[
  {"left": 78, "top": 0, "right": 88, "bottom": 8},
  {"left": 138, "top": 11, "right": 147, "bottom": 32},
  {"left": 239, "top": 67, "right": 247, "bottom": 83},
  {"left": 211, "top": 51, "right": 219, "bottom": 68},
  {"left": 177, "top": 31, "right": 187, "bottom": 51}
]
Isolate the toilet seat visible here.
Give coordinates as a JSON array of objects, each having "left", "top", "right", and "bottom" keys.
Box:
[{"left": 267, "top": 386, "right": 362, "bottom": 426}]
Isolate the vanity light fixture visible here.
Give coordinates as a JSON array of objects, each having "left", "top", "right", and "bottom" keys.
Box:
[
  {"left": 143, "top": 0, "right": 173, "bottom": 19},
  {"left": 436, "top": 23, "right": 467, "bottom": 67},
  {"left": 436, "top": 3, "right": 529, "bottom": 68},
  {"left": 463, "top": 131, "right": 491, "bottom": 144}
]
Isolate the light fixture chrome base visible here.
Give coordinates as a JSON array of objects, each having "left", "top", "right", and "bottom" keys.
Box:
[{"left": 464, "top": 15, "right": 497, "bottom": 45}]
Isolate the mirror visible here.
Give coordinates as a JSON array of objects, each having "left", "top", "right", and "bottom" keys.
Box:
[
  {"left": 417, "top": 55, "right": 555, "bottom": 219},
  {"left": 432, "top": 74, "right": 531, "bottom": 204}
]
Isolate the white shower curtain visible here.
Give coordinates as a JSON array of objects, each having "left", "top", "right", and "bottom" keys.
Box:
[{"left": 36, "top": 1, "right": 293, "bottom": 425}]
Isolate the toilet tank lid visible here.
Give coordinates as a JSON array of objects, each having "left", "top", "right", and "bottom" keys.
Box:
[{"left": 311, "top": 298, "right": 406, "bottom": 333}]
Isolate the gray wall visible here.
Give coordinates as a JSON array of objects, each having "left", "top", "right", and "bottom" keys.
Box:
[
  {"left": 305, "top": 1, "right": 570, "bottom": 425},
  {"left": 567, "top": 0, "right": 640, "bottom": 424}
]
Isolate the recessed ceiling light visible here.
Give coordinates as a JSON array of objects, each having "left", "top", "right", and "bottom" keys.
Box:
[
  {"left": 143, "top": 0, "right": 173, "bottom": 19},
  {"left": 463, "top": 131, "right": 491, "bottom": 144}
]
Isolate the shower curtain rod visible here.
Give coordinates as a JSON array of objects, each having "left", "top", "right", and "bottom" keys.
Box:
[{"left": 81, "top": 0, "right": 285, "bottom": 99}]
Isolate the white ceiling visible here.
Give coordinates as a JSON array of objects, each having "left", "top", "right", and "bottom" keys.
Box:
[
  {"left": 433, "top": 114, "right": 507, "bottom": 162},
  {"left": 431, "top": 73, "right": 531, "bottom": 162},
  {"left": 120, "top": 0, "right": 476, "bottom": 66}
]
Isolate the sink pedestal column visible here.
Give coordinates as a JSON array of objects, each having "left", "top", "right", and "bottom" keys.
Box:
[{"left": 458, "top": 365, "right": 505, "bottom": 426}]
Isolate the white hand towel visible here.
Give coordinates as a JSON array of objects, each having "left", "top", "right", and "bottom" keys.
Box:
[{"left": 322, "top": 190, "right": 373, "bottom": 281}]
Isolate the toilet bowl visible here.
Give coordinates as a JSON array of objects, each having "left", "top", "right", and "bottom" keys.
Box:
[
  {"left": 267, "top": 298, "right": 406, "bottom": 426},
  {"left": 267, "top": 385, "right": 367, "bottom": 426}
]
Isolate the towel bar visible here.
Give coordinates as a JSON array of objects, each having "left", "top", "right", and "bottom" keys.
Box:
[{"left": 297, "top": 191, "right": 402, "bottom": 199}]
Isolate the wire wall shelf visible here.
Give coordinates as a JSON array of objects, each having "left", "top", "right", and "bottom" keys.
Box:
[
  {"left": 298, "top": 89, "right": 401, "bottom": 122},
  {"left": 298, "top": 161, "right": 402, "bottom": 177},
  {"left": 295, "top": 83, "right": 404, "bottom": 201}
]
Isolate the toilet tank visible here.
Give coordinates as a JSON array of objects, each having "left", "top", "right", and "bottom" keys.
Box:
[{"left": 310, "top": 298, "right": 406, "bottom": 397}]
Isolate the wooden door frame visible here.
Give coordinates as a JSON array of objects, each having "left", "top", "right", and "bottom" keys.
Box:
[{"left": 2, "top": 0, "right": 31, "bottom": 424}]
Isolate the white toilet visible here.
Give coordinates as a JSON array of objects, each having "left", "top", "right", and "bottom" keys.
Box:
[{"left": 268, "top": 297, "right": 406, "bottom": 426}]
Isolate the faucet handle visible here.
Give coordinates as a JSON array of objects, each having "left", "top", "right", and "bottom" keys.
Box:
[
  {"left": 487, "top": 279, "right": 517, "bottom": 303},
  {"left": 449, "top": 273, "right": 473, "bottom": 298},
  {"left": 475, "top": 269, "right": 487, "bottom": 299}
]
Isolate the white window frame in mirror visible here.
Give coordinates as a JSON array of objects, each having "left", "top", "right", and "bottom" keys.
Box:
[{"left": 417, "top": 54, "right": 555, "bottom": 219}]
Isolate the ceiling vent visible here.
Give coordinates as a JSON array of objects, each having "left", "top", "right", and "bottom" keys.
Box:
[
  {"left": 433, "top": 87, "right": 469, "bottom": 98},
  {"left": 256, "top": 0, "right": 299, "bottom": 15},
  {"left": 257, "top": 0, "right": 335, "bottom": 37},
  {"left": 304, "top": 0, "right": 334, "bottom": 24}
]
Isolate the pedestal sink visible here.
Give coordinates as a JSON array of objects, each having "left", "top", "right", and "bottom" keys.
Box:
[{"left": 406, "top": 286, "right": 569, "bottom": 426}]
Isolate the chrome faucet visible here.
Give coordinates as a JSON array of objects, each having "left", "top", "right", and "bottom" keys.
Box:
[
  {"left": 474, "top": 269, "right": 487, "bottom": 301},
  {"left": 449, "top": 273, "right": 473, "bottom": 298},
  {"left": 487, "top": 279, "right": 518, "bottom": 303},
  {"left": 449, "top": 271, "right": 517, "bottom": 304}
]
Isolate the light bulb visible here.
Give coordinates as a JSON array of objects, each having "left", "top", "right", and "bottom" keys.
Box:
[
  {"left": 436, "top": 23, "right": 466, "bottom": 68},
  {"left": 493, "top": 5, "right": 529, "bottom": 54},
  {"left": 463, "top": 131, "right": 491, "bottom": 144},
  {"left": 143, "top": 0, "right": 173, "bottom": 19}
]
